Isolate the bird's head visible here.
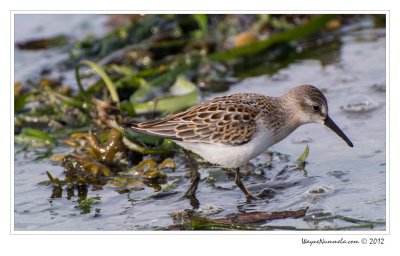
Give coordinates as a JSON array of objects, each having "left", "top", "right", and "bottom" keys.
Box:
[{"left": 285, "top": 84, "right": 353, "bottom": 147}]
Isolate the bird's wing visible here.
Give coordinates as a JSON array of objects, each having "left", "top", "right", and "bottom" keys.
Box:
[{"left": 125, "top": 100, "right": 260, "bottom": 146}]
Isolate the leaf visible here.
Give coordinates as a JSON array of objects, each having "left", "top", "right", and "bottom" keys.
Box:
[
  {"left": 45, "top": 171, "right": 62, "bottom": 186},
  {"left": 297, "top": 145, "right": 310, "bottom": 164},
  {"left": 169, "top": 75, "right": 196, "bottom": 95},
  {"left": 162, "top": 177, "right": 182, "bottom": 192},
  {"left": 122, "top": 137, "right": 174, "bottom": 155},
  {"left": 21, "top": 128, "right": 58, "bottom": 145},
  {"left": 114, "top": 74, "right": 143, "bottom": 89},
  {"left": 158, "top": 158, "right": 176, "bottom": 170},
  {"left": 14, "top": 93, "right": 31, "bottom": 112},
  {"left": 129, "top": 78, "right": 152, "bottom": 102},
  {"left": 78, "top": 198, "right": 97, "bottom": 214},
  {"left": 211, "top": 208, "right": 308, "bottom": 225},
  {"left": 119, "top": 101, "right": 136, "bottom": 116},
  {"left": 33, "top": 148, "right": 53, "bottom": 161},
  {"left": 193, "top": 14, "right": 208, "bottom": 38},
  {"left": 75, "top": 60, "right": 120, "bottom": 103},
  {"left": 148, "top": 64, "right": 193, "bottom": 87},
  {"left": 133, "top": 76, "right": 199, "bottom": 115},
  {"left": 210, "top": 14, "right": 335, "bottom": 61},
  {"left": 17, "top": 35, "right": 68, "bottom": 50},
  {"left": 46, "top": 171, "right": 55, "bottom": 183}
]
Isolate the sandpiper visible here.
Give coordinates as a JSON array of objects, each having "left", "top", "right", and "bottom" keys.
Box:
[{"left": 125, "top": 85, "right": 353, "bottom": 200}]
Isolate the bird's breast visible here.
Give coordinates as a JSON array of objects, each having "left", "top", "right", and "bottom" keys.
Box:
[{"left": 174, "top": 128, "right": 275, "bottom": 168}]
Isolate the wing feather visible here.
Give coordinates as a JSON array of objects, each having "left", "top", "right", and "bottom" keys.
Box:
[{"left": 125, "top": 94, "right": 264, "bottom": 146}]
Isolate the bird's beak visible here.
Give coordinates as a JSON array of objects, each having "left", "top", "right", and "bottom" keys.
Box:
[{"left": 324, "top": 116, "right": 353, "bottom": 147}]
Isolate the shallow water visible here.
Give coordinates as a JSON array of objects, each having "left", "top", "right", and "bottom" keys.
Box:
[
  {"left": 14, "top": 14, "right": 109, "bottom": 84},
  {"left": 14, "top": 15, "right": 386, "bottom": 231}
]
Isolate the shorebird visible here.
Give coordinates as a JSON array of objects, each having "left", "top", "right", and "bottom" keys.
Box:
[{"left": 125, "top": 85, "right": 353, "bottom": 200}]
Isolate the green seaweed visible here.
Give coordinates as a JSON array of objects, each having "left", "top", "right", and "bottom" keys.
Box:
[
  {"left": 193, "top": 14, "right": 208, "bottom": 38},
  {"left": 147, "top": 61, "right": 198, "bottom": 88},
  {"left": 33, "top": 148, "right": 54, "bottom": 161},
  {"left": 132, "top": 76, "right": 199, "bottom": 115},
  {"left": 187, "top": 216, "right": 375, "bottom": 231},
  {"left": 133, "top": 91, "right": 198, "bottom": 115},
  {"left": 77, "top": 198, "right": 98, "bottom": 214},
  {"left": 14, "top": 93, "right": 31, "bottom": 112},
  {"left": 76, "top": 60, "right": 120, "bottom": 103},
  {"left": 122, "top": 137, "right": 175, "bottom": 155},
  {"left": 297, "top": 145, "right": 310, "bottom": 164},
  {"left": 21, "top": 128, "right": 58, "bottom": 146},
  {"left": 129, "top": 78, "right": 152, "bottom": 102},
  {"left": 210, "top": 15, "right": 335, "bottom": 61},
  {"left": 17, "top": 35, "right": 68, "bottom": 50},
  {"left": 296, "top": 145, "right": 310, "bottom": 176},
  {"left": 162, "top": 177, "right": 182, "bottom": 192}
]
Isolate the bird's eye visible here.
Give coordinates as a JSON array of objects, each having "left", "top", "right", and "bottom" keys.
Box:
[{"left": 313, "top": 105, "right": 320, "bottom": 112}]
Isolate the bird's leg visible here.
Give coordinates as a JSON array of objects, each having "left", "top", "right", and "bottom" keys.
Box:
[
  {"left": 182, "top": 149, "right": 200, "bottom": 207},
  {"left": 186, "top": 168, "right": 200, "bottom": 197},
  {"left": 234, "top": 167, "right": 257, "bottom": 200}
]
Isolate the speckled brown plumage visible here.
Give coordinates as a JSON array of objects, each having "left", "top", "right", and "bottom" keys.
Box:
[{"left": 128, "top": 93, "right": 272, "bottom": 146}]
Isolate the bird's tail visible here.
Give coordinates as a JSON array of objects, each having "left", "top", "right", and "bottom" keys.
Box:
[{"left": 121, "top": 119, "right": 182, "bottom": 141}]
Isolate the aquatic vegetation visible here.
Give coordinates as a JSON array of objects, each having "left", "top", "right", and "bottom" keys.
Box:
[
  {"left": 128, "top": 158, "right": 174, "bottom": 183},
  {"left": 296, "top": 145, "right": 309, "bottom": 172},
  {"left": 76, "top": 60, "right": 120, "bottom": 103},
  {"left": 77, "top": 197, "right": 100, "bottom": 214},
  {"left": 168, "top": 208, "right": 308, "bottom": 230},
  {"left": 17, "top": 35, "right": 68, "bottom": 50},
  {"left": 62, "top": 154, "right": 112, "bottom": 177},
  {"left": 167, "top": 207, "right": 382, "bottom": 231},
  {"left": 14, "top": 78, "right": 91, "bottom": 135},
  {"left": 158, "top": 158, "right": 176, "bottom": 170},
  {"left": 86, "top": 129, "right": 126, "bottom": 164},
  {"left": 109, "top": 177, "right": 144, "bottom": 191},
  {"left": 132, "top": 75, "right": 200, "bottom": 115},
  {"left": 90, "top": 98, "right": 123, "bottom": 126},
  {"left": 17, "top": 128, "right": 58, "bottom": 146}
]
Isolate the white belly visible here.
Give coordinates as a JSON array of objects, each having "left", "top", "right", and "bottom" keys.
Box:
[{"left": 175, "top": 129, "right": 277, "bottom": 168}]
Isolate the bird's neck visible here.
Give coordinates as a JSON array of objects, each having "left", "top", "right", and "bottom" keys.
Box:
[{"left": 263, "top": 97, "right": 303, "bottom": 141}]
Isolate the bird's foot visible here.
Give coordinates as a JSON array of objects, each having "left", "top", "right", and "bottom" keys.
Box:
[{"left": 245, "top": 193, "right": 258, "bottom": 201}]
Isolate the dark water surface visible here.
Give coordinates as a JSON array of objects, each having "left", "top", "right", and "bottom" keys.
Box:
[{"left": 14, "top": 15, "right": 386, "bottom": 231}]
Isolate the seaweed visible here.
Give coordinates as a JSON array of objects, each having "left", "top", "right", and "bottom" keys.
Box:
[{"left": 17, "top": 35, "right": 68, "bottom": 50}]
